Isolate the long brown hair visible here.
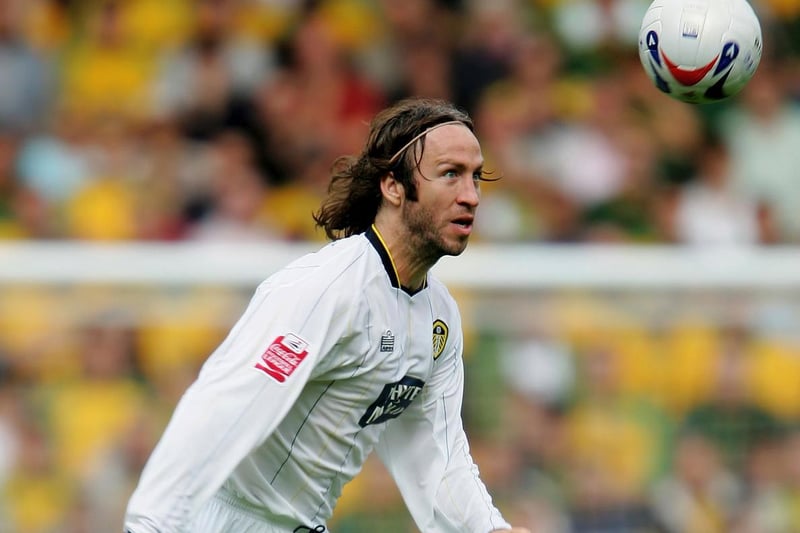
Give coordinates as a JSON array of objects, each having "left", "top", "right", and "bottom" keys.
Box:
[{"left": 313, "top": 98, "right": 474, "bottom": 240}]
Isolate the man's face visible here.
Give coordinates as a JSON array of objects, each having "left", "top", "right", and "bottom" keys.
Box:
[{"left": 402, "top": 124, "right": 483, "bottom": 259}]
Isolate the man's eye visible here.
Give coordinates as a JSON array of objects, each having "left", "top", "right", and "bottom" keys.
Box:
[{"left": 443, "top": 170, "right": 459, "bottom": 178}]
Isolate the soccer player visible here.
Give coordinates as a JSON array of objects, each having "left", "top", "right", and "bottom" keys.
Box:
[{"left": 124, "top": 98, "right": 531, "bottom": 533}]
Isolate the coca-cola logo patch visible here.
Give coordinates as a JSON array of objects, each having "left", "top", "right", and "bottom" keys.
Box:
[{"left": 254, "top": 333, "right": 309, "bottom": 384}]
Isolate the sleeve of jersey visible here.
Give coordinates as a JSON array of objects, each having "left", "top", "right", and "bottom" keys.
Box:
[
  {"left": 375, "top": 332, "right": 511, "bottom": 533},
  {"left": 125, "top": 279, "right": 351, "bottom": 533}
]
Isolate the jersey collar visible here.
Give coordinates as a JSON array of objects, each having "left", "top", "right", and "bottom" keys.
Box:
[{"left": 365, "top": 225, "right": 427, "bottom": 295}]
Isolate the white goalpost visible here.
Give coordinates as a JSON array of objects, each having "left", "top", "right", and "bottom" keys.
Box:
[{"left": 2, "top": 242, "right": 800, "bottom": 289}]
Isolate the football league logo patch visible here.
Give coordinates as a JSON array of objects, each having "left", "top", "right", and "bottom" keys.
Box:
[
  {"left": 254, "top": 333, "right": 309, "bottom": 384},
  {"left": 432, "top": 319, "right": 448, "bottom": 360}
]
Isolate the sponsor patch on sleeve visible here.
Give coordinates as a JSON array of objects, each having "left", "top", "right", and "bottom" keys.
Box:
[{"left": 254, "top": 333, "right": 309, "bottom": 384}]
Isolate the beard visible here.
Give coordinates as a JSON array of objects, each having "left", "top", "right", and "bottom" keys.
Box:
[{"left": 401, "top": 199, "right": 469, "bottom": 264}]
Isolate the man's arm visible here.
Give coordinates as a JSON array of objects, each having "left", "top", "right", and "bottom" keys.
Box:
[
  {"left": 125, "top": 281, "right": 347, "bottom": 532},
  {"left": 375, "top": 335, "right": 527, "bottom": 533}
]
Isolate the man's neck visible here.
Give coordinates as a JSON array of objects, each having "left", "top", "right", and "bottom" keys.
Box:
[{"left": 371, "top": 222, "right": 431, "bottom": 292}]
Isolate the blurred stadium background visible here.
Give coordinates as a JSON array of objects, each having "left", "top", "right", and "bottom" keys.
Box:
[{"left": 0, "top": 0, "right": 799, "bottom": 531}]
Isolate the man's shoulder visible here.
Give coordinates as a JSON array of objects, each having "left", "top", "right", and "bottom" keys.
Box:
[
  {"left": 269, "top": 234, "right": 375, "bottom": 290},
  {"left": 293, "top": 234, "right": 374, "bottom": 274}
]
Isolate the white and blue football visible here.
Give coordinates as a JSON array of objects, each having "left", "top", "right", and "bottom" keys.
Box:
[{"left": 638, "top": 0, "right": 763, "bottom": 104}]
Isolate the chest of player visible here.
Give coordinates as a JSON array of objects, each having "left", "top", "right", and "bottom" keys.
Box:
[
  {"left": 315, "top": 293, "right": 452, "bottom": 427},
  {"left": 365, "top": 292, "right": 449, "bottom": 375}
]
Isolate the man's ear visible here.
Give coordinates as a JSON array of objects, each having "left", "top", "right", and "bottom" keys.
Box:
[{"left": 380, "top": 172, "right": 403, "bottom": 207}]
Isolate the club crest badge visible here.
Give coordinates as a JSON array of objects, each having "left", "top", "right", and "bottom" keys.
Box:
[{"left": 432, "top": 319, "right": 448, "bottom": 360}]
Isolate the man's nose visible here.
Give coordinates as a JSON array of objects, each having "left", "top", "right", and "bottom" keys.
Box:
[{"left": 458, "top": 176, "right": 480, "bottom": 206}]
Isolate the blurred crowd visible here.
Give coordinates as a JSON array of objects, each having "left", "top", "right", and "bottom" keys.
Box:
[
  {"left": 0, "top": 0, "right": 799, "bottom": 245},
  {"left": 1, "top": 0, "right": 800, "bottom": 531}
]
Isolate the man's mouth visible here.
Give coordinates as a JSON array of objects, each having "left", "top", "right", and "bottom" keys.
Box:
[{"left": 452, "top": 216, "right": 474, "bottom": 232}]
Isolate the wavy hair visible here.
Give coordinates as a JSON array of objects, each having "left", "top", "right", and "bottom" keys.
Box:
[{"left": 313, "top": 98, "right": 474, "bottom": 241}]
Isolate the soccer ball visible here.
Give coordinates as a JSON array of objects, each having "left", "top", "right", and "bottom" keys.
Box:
[{"left": 638, "top": 0, "right": 763, "bottom": 104}]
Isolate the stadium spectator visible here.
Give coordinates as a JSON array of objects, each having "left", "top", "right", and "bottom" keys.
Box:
[
  {"left": 0, "top": 0, "right": 54, "bottom": 132},
  {"left": 1, "top": 405, "right": 76, "bottom": 533},
  {"left": 0, "top": 130, "right": 42, "bottom": 239},
  {"left": 672, "top": 135, "right": 761, "bottom": 246},
  {"left": 58, "top": 0, "right": 155, "bottom": 121},
  {"left": 681, "top": 324, "right": 785, "bottom": 472},
  {"left": 650, "top": 430, "right": 742, "bottom": 533},
  {"left": 186, "top": 130, "right": 283, "bottom": 241},
  {"left": 561, "top": 336, "right": 672, "bottom": 528},
  {"left": 152, "top": 0, "right": 275, "bottom": 140},
  {"left": 717, "top": 61, "right": 800, "bottom": 243}
]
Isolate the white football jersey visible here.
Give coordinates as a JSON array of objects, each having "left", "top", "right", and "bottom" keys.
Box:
[{"left": 125, "top": 226, "right": 511, "bottom": 533}]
